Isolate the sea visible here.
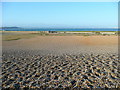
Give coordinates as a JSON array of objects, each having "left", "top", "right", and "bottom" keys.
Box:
[{"left": 1, "top": 28, "right": 119, "bottom": 31}]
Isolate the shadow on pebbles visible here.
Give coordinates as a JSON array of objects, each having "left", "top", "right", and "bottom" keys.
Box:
[{"left": 2, "top": 50, "right": 120, "bottom": 89}]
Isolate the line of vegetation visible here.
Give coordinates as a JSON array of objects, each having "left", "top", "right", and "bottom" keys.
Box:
[
  {"left": 5, "top": 38, "right": 21, "bottom": 41},
  {"left": 2, "top": 31, "right": 119, "bottom": 41}
]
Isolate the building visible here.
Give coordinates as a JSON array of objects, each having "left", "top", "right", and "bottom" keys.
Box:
[{"left": 100, "top": 32, "right": 116, "bottom": 35}]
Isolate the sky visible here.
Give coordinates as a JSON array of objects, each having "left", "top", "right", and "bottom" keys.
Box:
[
  {"left": 2, "top": 2, "right": 118, "bottom": 28},
  {"left": 1, "top": 0, "right": 120, "bottom": 2}
]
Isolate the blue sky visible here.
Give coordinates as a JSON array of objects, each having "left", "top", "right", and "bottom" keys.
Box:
[{"left": 2, "top": 2, "right": 118, "bottom": 28}]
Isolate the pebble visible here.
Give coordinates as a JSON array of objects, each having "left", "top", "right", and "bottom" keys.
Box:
[{"left": 2, "top": 50, "right": 119, "bottom": 89}]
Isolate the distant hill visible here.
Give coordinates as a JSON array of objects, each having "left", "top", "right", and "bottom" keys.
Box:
[{"left": 0, "top": 27, "right": 22, "bottom": 29}]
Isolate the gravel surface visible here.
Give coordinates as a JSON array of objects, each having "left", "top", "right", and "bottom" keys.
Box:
[{"left": 2, "top": 50, "right": 120, "bottom": 89}]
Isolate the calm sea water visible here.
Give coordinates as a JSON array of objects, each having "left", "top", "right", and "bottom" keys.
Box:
[{"left": 1, "top": 28, "right": 119, "bottom": 31}]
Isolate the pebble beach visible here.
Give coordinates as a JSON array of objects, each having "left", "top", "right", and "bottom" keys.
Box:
[
  {"left": 2, "top": 50, "right": 120, "bottom": 89},
  {"left": 2, "top": 35, "right": 120, "bottom": 89}
]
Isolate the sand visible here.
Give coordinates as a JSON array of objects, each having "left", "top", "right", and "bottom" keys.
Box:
[
  {"left": 2, "top": 35, "right": 119, "bottom": 89},
  {"left": 3, "top": 36, "right": 118, "bottom": 54}
]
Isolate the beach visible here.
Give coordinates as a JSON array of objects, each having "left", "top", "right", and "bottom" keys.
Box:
[
  {"left": 2, "top": 32, "right": 119, "bottom": 89},
  {"left": 2, "top": 1, "right": 119, "bottom": 89},
  {"left": 3, "top": 34, "right": 118, "bottom": 54}
]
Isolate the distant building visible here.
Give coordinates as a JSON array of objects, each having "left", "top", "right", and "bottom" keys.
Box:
[
  {"left": 48, "top": 31, "right": 58, "bottom": 33},
  {"left": 65, "top": 32, "right": 95, "bottom": 34},
  {"left": 100, "top": 32, "right": 116, "bottom": 35}
]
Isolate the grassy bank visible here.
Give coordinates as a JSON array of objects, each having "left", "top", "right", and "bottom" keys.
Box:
[
  {"left": 2, "top": 31, "right": 119, "bottom": 41},
  {"left": 2, "top": 33, "right": 36, "bottom": 41}
]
